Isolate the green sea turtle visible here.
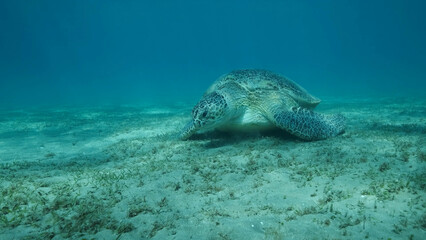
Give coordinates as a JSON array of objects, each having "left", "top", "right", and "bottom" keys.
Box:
[{"left": 180, "top": 69, "right": 345, "bottom": 141}]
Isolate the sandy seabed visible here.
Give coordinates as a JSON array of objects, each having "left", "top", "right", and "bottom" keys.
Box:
[{"left": 0, "top": 97, "right": 425, "bottom": 240}]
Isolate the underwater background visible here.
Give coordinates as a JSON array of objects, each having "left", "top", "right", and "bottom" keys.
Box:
[
  {"left": 1, "top": 0, "right": 425, "bottom": 109},
  {"left": 1, "top": 1, "right": 426, "bottom": 240}
]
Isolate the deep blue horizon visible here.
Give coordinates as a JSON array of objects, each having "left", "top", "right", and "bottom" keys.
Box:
[{"left": 1, "top": 0, "right": 425, "bottom": 108}]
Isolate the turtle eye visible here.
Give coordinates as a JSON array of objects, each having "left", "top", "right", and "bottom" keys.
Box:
[{"left": 202, "top": 111, "right": 208, "bottom": 118}]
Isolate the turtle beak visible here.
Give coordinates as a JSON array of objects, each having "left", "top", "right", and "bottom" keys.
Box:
[{"left": 180, "top": 120, "right": 197, "bottom": 140}]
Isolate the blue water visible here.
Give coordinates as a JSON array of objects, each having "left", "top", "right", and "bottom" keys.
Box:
[{"left": 1, "top": 0, "right": 425, "bottom": 108}]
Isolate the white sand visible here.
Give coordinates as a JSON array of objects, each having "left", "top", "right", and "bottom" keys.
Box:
[{"left": 0, "top": 97, "right": 425, "bottom": 239}]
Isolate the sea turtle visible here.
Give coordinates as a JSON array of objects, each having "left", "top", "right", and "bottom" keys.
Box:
[{"left": 180, "top": 69, "right": 345, "bottom": 141}]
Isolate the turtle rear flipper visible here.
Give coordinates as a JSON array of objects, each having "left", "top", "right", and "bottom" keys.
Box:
[{"left": 273, "top": 107, "right": 345, "bottom": 140}]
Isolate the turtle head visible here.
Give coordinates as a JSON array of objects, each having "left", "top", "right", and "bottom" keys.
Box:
[
  {"left": 192, "top": 92, "right": 229, "bottom": 128},
  {"left": 180, "top": 92, "right": 229, "bottom": 140}
]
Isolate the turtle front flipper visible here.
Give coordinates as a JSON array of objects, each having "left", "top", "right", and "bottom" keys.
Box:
[{"left": 272, "top": 107, "right": 345, "bottom": 140}]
